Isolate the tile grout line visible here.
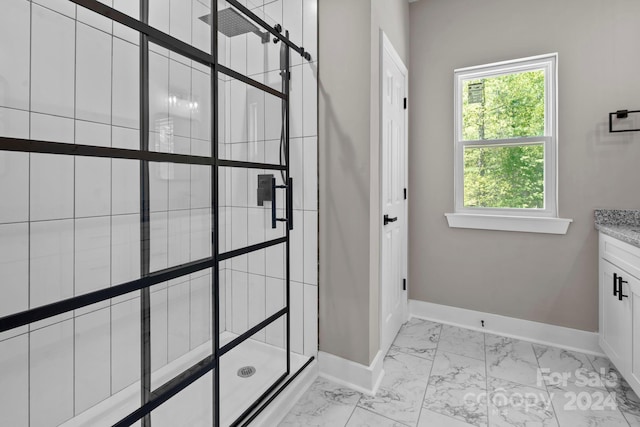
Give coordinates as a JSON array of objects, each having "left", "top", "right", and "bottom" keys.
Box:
[
  {"left": 532, "top": 344, "right": 563, "bottom": 427},
  {"left": 0, "top": 210, "right": 210, "bottom": 228},
  {"left": 187, "top": 2, "right": 194, "bottom": 355},
  {"left": 483, "top": 330, "right": 489, "bottom": 426},
  {"left": 108, "top": 0, "right": 115, "bottom": 397},
  {"left": 27, "top": 2, "right": 33, "bottom": 425},
  {"left": 6, "top": 104, "right": 139, "bottom": 131},
  {"left": 415, "top": 322, "right": 443, "bottom": 427},
  {"left": 342, "top": 394, "right": 360, "bottom": 427},
  {"left": 244, "top": 14, "right": 249, "bottom": 342},
  {"left": 584, "top": 352, "right": 634, "bottom": 427},
  {"left": 485, "top": 335, "right": 548, "bottom": 392},
  {"left": 359, "top": 406, "right": 414, "bottom": 427},
  {"left": 72, "top": 3, "right": 78, "bottom": 417},
  {"left": 165, "top": 42, "right": 171, "bottom": 366}
]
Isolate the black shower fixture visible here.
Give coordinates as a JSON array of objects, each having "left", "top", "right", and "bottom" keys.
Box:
[{"left": 199, "top": 8, "right": 270, "bottom": 44}]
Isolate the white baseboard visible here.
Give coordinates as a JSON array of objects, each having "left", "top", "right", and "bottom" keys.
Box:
[
  {"left": 410, "top": 299, "right": 604, "bottom": 357},
  {"left": 250, "top": 360, "right": 319, "bottom": 427},
  {"left": 318, "top": 350, "right": 385, "bottom": 396}
]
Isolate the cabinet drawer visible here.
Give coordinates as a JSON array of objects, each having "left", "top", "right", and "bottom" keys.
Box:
[{"left": 600, "top": 233, "right": 640, "bottom": 281}]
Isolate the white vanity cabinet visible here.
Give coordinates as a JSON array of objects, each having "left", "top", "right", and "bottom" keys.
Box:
[{"left": 599, "top": 232, "right": 640, "bottom": 396}]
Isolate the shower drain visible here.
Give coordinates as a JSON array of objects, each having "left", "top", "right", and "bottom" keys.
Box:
[{"left": 237, "top": 366, "right": 256, "bottom": 378}]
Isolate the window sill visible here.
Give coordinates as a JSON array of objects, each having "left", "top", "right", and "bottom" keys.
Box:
[{"left": 444, "top": 213, "right": 573, "bottom": 235}]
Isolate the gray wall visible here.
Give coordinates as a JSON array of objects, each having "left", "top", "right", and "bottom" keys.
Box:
[
  {"left": 319, "top": 0, "right": 409, "bottom": 366},
  {"left": 319, "top": 0, "right": 372, "bottom": 367},
  {"left": 409, "top": 0, "right": 640, "bottom": 332}
]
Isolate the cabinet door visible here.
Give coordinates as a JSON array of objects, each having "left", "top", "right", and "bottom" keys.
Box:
[
  {"left": 630, "top": 277, "right": 640, "bottom": 396},
  {"left": 599, "top": 260, "right": 632, "bottom": 374}
]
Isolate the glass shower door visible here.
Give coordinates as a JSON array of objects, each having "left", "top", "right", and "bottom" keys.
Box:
[
  {"left": 215, "top": 2, "right": 294, "bottom": 421},
  {"left": 0, "top": 0, "right": 312, "bottom": 425}
]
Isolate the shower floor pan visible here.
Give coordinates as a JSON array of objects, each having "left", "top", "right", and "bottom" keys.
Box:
[{"left": 61, "top": 332, "right": 310, "bottom": 427}]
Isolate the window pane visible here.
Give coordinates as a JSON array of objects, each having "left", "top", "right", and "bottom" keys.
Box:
[
  {"left": 462, "top": 70, "right": 545, "bottom": 140},
  {"left": 463, "top": 144, "right": 544, "bottom": 209}
]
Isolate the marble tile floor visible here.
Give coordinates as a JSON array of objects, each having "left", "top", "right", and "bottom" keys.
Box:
[{"left": 280, "top": 318, "right": 640, "bottom": 427}]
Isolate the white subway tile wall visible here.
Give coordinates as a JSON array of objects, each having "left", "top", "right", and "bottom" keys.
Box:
[
  {"left": 151, "top": 287, "right": 170, "bottom": 371},
  {"left": 220, "top": 0, "right": 318, "bottom": 360},
  {"left": 0, "top": 0, "right": 30, "bottom": 111},
  {"left": 74, "top": 308, "right": 111, "bottom": 414},
  {"left": 0, "top": 334, "right": 29, "bottom": 426},
  {"left": 0, "top": 223, "right": 29, "bottom": 317},
  {"left": 0, "top": 0, "right": 317, "bottom": 424},
  {"left": 30, "top": 319, "right": 75, "bottom": 427}
]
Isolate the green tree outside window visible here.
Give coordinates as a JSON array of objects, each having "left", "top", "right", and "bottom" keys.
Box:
[{"left": 461, "top": 70, "right": 546, "bottom": 209}]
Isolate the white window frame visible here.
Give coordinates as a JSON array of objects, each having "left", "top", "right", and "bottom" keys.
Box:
[{"left": 446, "top": 53, "right": 572, "bottom": 235}]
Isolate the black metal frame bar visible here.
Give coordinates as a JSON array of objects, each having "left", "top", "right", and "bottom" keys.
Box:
[
  {"left": 219, "top": 159, "right": 286, "bottom": 171},
  {"left": 0, "top": 258, "right": 211, "bottom": 333},
  {"left": 0, "top": 137, "right": 288, "bottom": 171},
  {"left": 113, "top": 356, "right": 215, "bottom": 427},
  {"left": 0, "top": 137, "right": 211, "bottom": 164},
  {"left": 218, "top": 237, "right": 287, "bottom": 262},
  {"left": 66, "top": 0, "right": 298, "bottom": 95},
  {"left": 211, "top": 5, "right": 221, "bottom": 423},
  {"left": 0, "top": 0, "right": 311, "bottom": 425},
  {"left": 239, "top": 356, "right": 315, "bottom": 427},
  {"left": 68, "top": 0, "right": 210, "bottom": 65},
  {"left": 284, "top": 32, "right": 292, "bottom": 378},
  {"left": 218, "top": 64, "right": 287, "bottom": 100},
  {"left": 112, "top": 306, "right": 290, "bottom": 427},
  {"left": 225, "top": 0, "right": 311, "bottom": 61},
  {"left": 138, "top": 0, "right": 152, "bottom": 424},
  {"left": 230, "top": 373, "right": 288, "bottom": 427},
  {"left": 0, "top": 235, "right": 287, "bottom": 333}
]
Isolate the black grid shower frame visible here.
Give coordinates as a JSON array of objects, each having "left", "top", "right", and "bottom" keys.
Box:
[{"left": 0, "top": 0, "right": 312, "bottom": 425}]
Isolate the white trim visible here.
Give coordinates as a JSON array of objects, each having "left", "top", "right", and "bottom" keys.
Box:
[
  {"left": 462, "top": 136, "right": 549, "bottom": 147},
  {"left": 453, "top": 53, "right": 559, "bottom": 219},
  {"left": 410, "top": 299, "right": 604, "bottom": 356},
  {"left": 454, "top": 53, "right": 560, "bottom": 75},
  {"left": 318, "top": 350, "right": 385, "bottom": 396},
  {"left": 445, "top": 213, "right": 572, "bottom": 234},
  {"left": 250, "top": 361, "right": 319, "bottom": 427},
  {"left": 381, "top": 31, "right": 408, "bottom": 75}
]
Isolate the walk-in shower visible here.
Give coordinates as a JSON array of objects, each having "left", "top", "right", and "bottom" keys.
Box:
[{"left": 0, "top": 0, "right": 315, "bottom": 425}]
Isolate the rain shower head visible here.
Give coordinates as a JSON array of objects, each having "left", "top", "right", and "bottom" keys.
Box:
[{"left": 199, "top": 8, "right": 270, "bottom": 43}]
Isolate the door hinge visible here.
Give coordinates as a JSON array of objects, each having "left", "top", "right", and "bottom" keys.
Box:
[
  {"left": 402, "top": 278, "right": 407, "bottom": 291},
  {"left": 404, "top": 188, "right": 407, "bottom": 200},
  {"left": 403, "top": 97, "right": 407, "bottom": 110}
]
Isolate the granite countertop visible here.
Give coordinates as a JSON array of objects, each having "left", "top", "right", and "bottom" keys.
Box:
[{"left": 595, "top": 209, "right": 640, "bottom": 249}]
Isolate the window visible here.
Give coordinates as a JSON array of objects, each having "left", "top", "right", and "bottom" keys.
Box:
[{"left": 446, "top": 53, "right": 572, "bottom": 234}]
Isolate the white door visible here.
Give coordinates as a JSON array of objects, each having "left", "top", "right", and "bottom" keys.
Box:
[{"left": 380, "top": 32, "right": 408, "bottom": 355}]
